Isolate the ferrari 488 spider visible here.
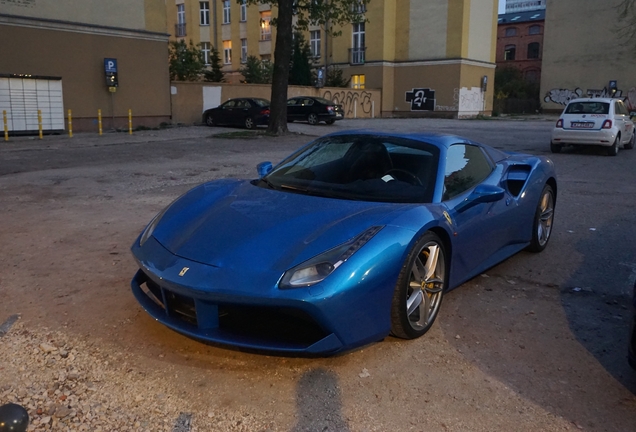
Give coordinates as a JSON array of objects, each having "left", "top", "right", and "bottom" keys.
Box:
[{"left": 131, "top": 131, "right": 557, "bottom": 355}]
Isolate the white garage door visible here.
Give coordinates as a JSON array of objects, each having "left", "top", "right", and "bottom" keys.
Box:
[{"left": 0, "top": 76, "right": 65, "bottom": 133}]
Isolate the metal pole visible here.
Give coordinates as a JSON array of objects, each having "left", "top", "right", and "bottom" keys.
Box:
[
  {"left": 98, "top": 109, "right": 103, "bottom": 135},
  {"left": 110, "top": 91, "right": 115, "bottom": 130},
  {"left": 128, "top": 109, "right": 132, "bottom": 134},
  {"left": 67, "top": 109, "right": 73, "bottom": 138},
  {"left": 37, "top": 109, "right": 43, "bottom": 139},
  {"left": 3, "top": 110, "right": 8, "bottom": 141}
]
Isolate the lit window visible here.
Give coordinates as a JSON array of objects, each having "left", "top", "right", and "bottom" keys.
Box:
[
  {"left": 240, "top": 0, "right": 247, "bottom": 22},
  {"left": 201, "top": 42, "right": 211, "bottom": 65},
  {"left": 260, "top": 11, "right": 271, "bottom": 41},
  {"left": 223, "top": 0, "right": 231, "bottom": 24},
  {"left": 200, "top": 2, "right": 210, "bottom": 26},
  {"left": 310, "top": 30, "right": 321, "bottom": 58},
  {"left": 241, "top": 38, "right": 248, "bottom": 63},
  {"left": 223, "top": 40, "right": 232, "bottom": 64},
  {"left": 352, "top": 74, "right": 365, "bottom": 89},
  {"left": 504, "top": 44, "right": 516, "bottom": 61}
]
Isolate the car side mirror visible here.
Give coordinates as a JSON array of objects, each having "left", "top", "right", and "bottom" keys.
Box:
[
  {"left": 455, "top": 184, "right": 505, "bottom": 213},
  {"left": 257, "top": 161, "right": 273, "bottom": 177}
]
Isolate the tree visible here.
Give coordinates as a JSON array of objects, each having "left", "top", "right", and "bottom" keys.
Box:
[
  {"left": 289, "top": 32, "right": 313, "bottom": 86},
  {"left": 242, "top": 0, "right": 369, "bottom": 134},
  {"left": 617, "top": 0, "right": 636, "bottom": 46},
  {"left": 325, "top": 66, "right": 350, "bottom": 87},
  {"left": 494, "top": 67, "right": 539, "bottom": 100},
  {"left": 203, "top": 47, "right": 225, "bottom": 82},
  {"left": 240, "top": 55, "right": 274, "bottom": 84},
  {"left": 168, "top": 40, "right": 205, "bottom": 81}
]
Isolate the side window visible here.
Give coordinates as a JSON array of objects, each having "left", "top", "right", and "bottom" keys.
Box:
[
  {"left": 287, "top": 99, "right": 297, "bottom": 106},
  {"left": 224, "top": 100, "right": 236, "bottom": 108},
  {"left": 443, "top": 144, "right": 493, "bottom": 201}
]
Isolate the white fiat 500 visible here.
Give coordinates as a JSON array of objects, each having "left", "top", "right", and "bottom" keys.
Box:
[{"left": 550, "top": 98, "right": 635, "bottom": 156}]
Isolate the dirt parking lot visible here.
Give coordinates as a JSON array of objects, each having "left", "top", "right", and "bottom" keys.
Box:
[{"left": 1, "top": 117, "right": 635, "bottom": 431}]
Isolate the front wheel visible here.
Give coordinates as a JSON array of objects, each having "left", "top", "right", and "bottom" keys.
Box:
[
  {"left": 391, "top": 232, "right": 447, "bottom": 339},
  {"left": 526, "top": 184, "right": 555, "bottom": 253},
  {"left": 244, "top": 117, "right": 255, "bottom": 129},
  {"left": 307, "top": 113, "right": 319, "bottom": 125}
]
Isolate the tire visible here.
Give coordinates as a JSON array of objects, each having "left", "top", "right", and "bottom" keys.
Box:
[
  {"left": 325, "top": 119, "right": 335, "bottom": 125},
  {"left": 625, "top": 132, "right": 635, "bottom": 150},
  {"left": 526, "top": 184, "right": 555, "bottom": 253},
  {"left": 607, "top": 135, "right": 619, "bottom": 156},
  {"left": 391, "top": 232, "right": 447, "bottom": 339},
  {"left": 205, "top": 114, "right": 215, "bottom": 127},
  {"left": 550, "top": 143, "right": 562, "bottom": 153},
  {"left": 244, "top": 117, "right": 255, "bottom": 129},
  {"left": 307, "top": 113, "right": 319, "bottom": 125}
]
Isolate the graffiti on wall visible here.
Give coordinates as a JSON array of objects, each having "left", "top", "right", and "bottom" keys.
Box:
[
  {"left": 321, "top": 90, "right": 373, "bottom": 117},
  {"left": 545, "top": 86, "right": 636, "bottom": 112},
  {"left": 405, "top": 88, "right": 436, "bottom": 111},
  {"left": 457, "top": 87, "right": 484, "bottom": 116}
]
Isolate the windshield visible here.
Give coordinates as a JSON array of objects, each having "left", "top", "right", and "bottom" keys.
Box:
[
  {"left": 565, "top": 101, "right": 609, "bottom": 115},
  {"left": 256, "top": 134, "right": 440, "bottom": 203}
]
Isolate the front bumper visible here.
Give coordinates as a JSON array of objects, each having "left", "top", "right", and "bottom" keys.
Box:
[{"left": 551, "top": 128, "right": 617, "bottom": 146}]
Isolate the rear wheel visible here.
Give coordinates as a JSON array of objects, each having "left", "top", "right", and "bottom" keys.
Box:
[
  {"left": 625, "top": 132, "right": 635, "bottom": 150},
  {"left": 325, "top": 119, "right": 335, "bottom": 125},
  {"left": 205, "top": 114, "right": 215, "bottom": 127},
  {"left": 391, "top": 232, "right": 446, "bottom": 339},
  {"left": 607, "top": 135, "right": 619, "bottom": 156},
  {"left": 244, "top": 117, "right": 255, "bottom": 129},
  {"left": 550, "top": 143, "right": 562, "bottom": 153},
  {"left": 307, "top": 113, "right": 319, "bottom": 125},
  {"left": 526, "top": 184, "right": 555, "bottom": 253}
]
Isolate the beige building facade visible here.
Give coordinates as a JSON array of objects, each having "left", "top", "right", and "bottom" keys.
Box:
[
  {"left": 541, "top": 0, "right": 636, "bottom": 112},
  {"left": 0, "top": 0, "right": 171, "bottom": 132},
  {"left": 168, "top": 0, "right": 499, "bottom": 118}
]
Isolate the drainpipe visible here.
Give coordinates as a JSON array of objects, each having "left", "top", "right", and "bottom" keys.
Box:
[{"left": 213, "top": 0, "right": 218, "bottom": 49}]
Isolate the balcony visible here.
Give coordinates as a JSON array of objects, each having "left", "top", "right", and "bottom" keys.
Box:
[
  {"left": 349, "top": 47, "right": 366, "bottom": 65},
  {"left": 175, "top": 23, "right": 186, "bottom": 37}
]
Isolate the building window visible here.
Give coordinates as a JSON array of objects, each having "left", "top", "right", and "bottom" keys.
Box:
[
  {"left": 352, "top": 74, "right": 365, "bottom": 89},
  {"left": 505, "top": 27, "right": 517, "bottom": 37},
  {"left": 240, "top": 0, "right": 247, "bottom": 22},
  {"left": 527, "top": 42, "right": 540, "bottom": 59},
  {"left": 176, "top": 4, "right": 186, "bottom": 37},
  {"left": 223, "top": 0, "right": 231, "bottom": 24},
  {"left": 260, "top": 11, "right": 271, "bottom": 40},
  {"left": 201, "top": 42, "right": 211, "bottom": 65},
  {"left": 352, "top": 0, "right": 366, "bottom": 13},
  {"left": 200, "top": 2, "right": 210, "bottom": 26},
  {"left": 504, "top": 44, "right": 516, "bottom": 60},
  {"left": 310, "top": 30, "right": 321, "bottom": 58},
  {"left": 241, "top": 38, "right": 248, "bottom": 63},
  {"left": 223, "top": 40, "right": 232, "bottom": 64},
  {"left": 351, "top": 22, "right": 365, "bottom": 64},
  {"left": 528, "top": 25, "right": 541, "bottom": 35}
]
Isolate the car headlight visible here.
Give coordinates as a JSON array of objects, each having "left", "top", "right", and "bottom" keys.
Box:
[
  {"left": 279, "top": 226, "right": 383, "bottom": 289},
  {"left": 139, "top": 205, "right": 171, "bottom": 246}
]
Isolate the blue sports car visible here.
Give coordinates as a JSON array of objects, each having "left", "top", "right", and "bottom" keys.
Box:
[{"left": 131, "top": 131, "right": 557, "bottom": 355}]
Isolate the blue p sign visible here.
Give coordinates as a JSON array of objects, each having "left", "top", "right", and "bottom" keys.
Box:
[{"left": 104, "top": 58, "right": 117, "bottom": 73}]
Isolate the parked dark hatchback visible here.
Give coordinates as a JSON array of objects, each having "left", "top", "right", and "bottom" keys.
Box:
[
  {"left": 287, "top": 97, "right": 344, "bottom": 125},
  {"left": 203, "top": 98, "right": 270, "bottom": 129}
]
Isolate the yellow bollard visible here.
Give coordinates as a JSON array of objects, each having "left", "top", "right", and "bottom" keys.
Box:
[
  {"left": 68, "top": 109, "right": 73, "bottom": 138},
  {"left": 3, "top": 110, "right": 8, "bottom": 142},
  {"left": 98, "top": 109, "right": 103, "bottom": 135},
  {"left": 128, "top": 109, "right": 132, "bottom": 135},
  {"left": 38, "top": 110, "right": 43, "bottom": 139}
]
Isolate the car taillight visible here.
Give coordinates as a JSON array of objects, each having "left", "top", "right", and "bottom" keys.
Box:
[
  {"left": 602, "top": 119, "right": 612, "bottom": 129},
  {"left": 556, "top": 119, "right": 563, "bottom": 128},
  {"left": 261, "top": 109, "right": 270, "bottom": 116},
  {"left": 326, "top": 106, "right": 334, "bottom": 113}
]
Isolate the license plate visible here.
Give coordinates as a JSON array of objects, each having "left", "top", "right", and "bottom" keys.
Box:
[{"left": 571, "top": 122, "right": 594, "bottom": 129}]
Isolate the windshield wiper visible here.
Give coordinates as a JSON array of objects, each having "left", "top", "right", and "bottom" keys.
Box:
[{"left": 258, "top": 177, "right": 277, "bottom": 190}]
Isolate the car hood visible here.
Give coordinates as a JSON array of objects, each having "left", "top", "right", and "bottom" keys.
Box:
[{"left": 151, "top": 180, "right": 407, "bottom": 272}]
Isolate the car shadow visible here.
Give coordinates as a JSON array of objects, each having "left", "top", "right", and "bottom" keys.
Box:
[{"left": 290, "top": 368, "right": 351, "bottom": 432}]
